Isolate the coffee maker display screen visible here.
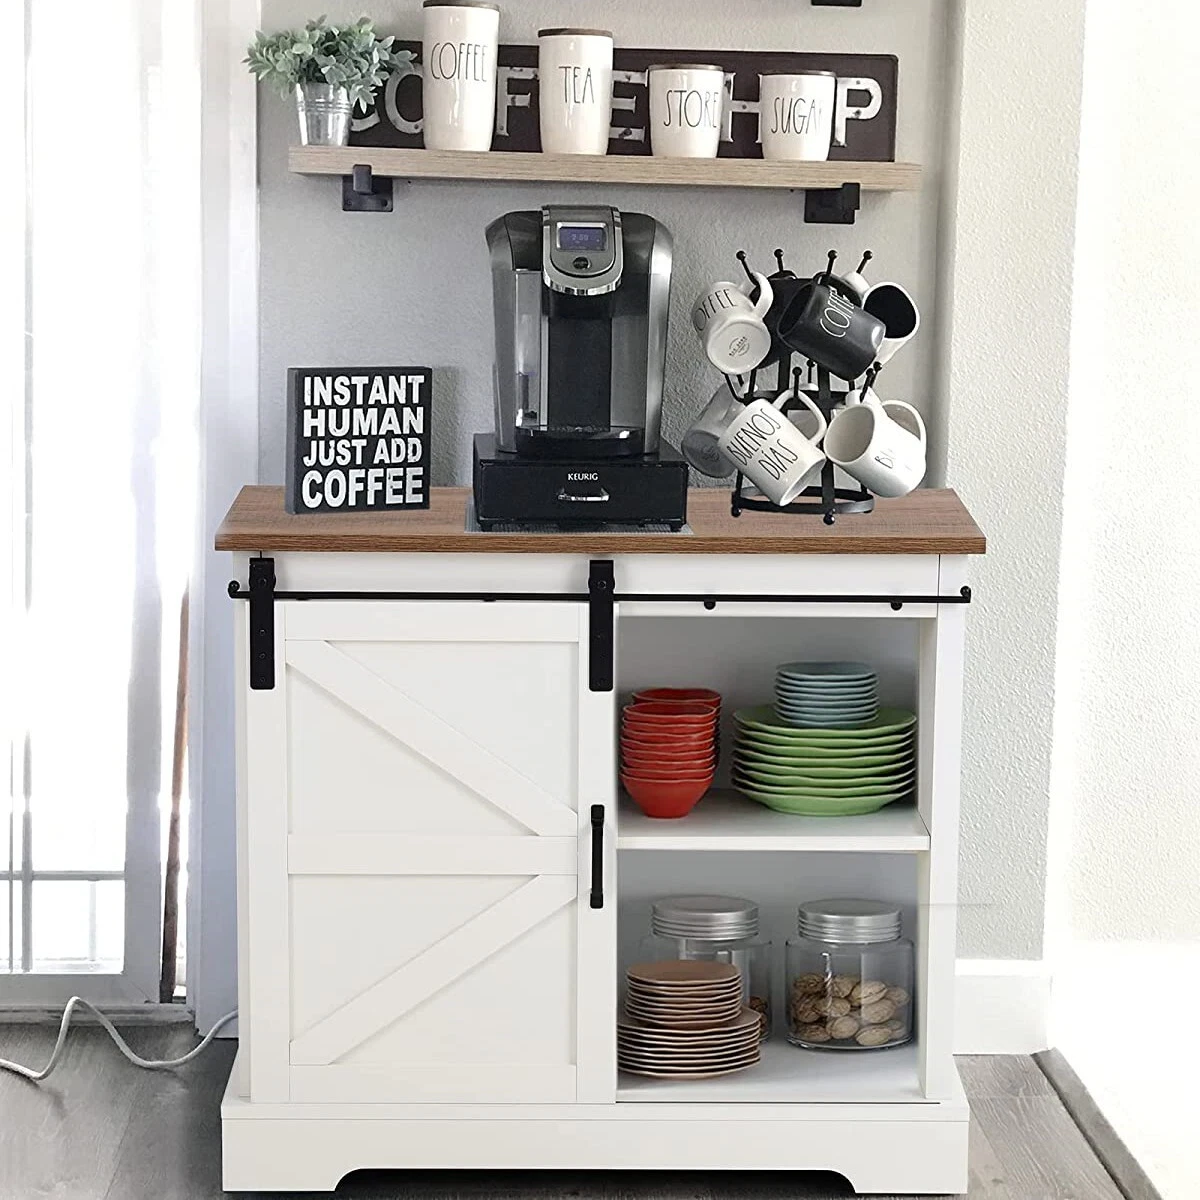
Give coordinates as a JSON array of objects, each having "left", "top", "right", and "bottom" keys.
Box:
[{"left": 556, "top": 223, "right": 607, "bottom": 252}]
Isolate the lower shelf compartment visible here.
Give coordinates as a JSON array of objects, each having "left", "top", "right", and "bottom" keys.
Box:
[{"left": 616, "top": 1039, "right": 926, "bottom": 1104}]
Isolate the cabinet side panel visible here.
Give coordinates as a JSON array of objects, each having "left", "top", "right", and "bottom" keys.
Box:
[{"left": 244, "top": 603, "right": 292, "bottom": 1101}]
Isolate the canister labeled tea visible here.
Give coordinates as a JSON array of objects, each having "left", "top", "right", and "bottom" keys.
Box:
[{"left": 538, "top": 28, "right": 614, "bottom": 155}]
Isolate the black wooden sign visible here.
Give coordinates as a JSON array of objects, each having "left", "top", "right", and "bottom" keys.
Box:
[
  {"left": 285, "top": 367, "right": 432, "bottom": 515},
  {"left": 351, "top": 45, "right": 898, "bottom": 162}
]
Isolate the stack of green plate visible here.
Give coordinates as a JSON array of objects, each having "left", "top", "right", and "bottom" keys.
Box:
[{"left": 731, "top": 705, "right": 917, "bottom": 816}]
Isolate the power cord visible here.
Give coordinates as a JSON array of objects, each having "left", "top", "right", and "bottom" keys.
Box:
[{"left": 0, "top": 996, "right": 238, "bottom": 1082}]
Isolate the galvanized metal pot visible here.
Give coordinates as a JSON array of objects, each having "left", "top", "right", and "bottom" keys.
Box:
[{"left": 295, "top": 82, "right": 352, "bottom": 146}]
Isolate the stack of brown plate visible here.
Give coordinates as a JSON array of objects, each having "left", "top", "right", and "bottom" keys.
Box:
[{"left": 618, "top": 961, "right": 762, "bottom": 1079}]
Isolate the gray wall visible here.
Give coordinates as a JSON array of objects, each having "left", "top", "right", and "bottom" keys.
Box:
[
  {"left": 257, "top": 0, "right": 950, "bottom": 489},
  {"left": 254, "top": 1, "right": 1070, "bottom": 965}
]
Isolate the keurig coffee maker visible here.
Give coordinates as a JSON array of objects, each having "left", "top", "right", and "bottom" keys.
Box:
[{"left": 473, "top": 205, "right": 688, "bottom": 529}]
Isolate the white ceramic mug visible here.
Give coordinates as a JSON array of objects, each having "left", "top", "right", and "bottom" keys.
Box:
[
  {"left": 422, "top": 1, "right": 500, "bottom": 152},
  {"left": 538, "top": 28, "right": 613, "bottom": 155},
  {"left": 647, "top": 64, "right": 725, "bottom": 158},
  {"left": 862, "top": 281, "right": 920, "bottom": 366},
  {"left": 840, "top": 251, "right": 873, "bottom": 304},
  {"left": 824, "top": 389, "right": 927, "bottom": 497},
  {"left": 681, "top": 383, "right": 745, "bottom": 478},
  {"left": 691, "top": 273, "right": 774, "bottom": 375},
  {"left": 716, "top": 390, "right": 829, "bottom": 506},
  {"left": 759, "top": 71, "right": 837, "bottom": 161}
]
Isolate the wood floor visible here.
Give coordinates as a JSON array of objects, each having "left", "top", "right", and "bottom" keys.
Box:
[{"left": 0, "top": 1026, "right": 1126, "bottom": 1200}]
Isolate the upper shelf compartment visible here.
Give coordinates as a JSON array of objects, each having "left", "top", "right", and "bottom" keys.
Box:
[{"left": 287, "top": 148, "right": 922, "bottom": 223}]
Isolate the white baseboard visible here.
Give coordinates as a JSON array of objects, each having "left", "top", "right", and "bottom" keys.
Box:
[{"left": 954, "top": 959, "right": 1051, "bottom": 1054}]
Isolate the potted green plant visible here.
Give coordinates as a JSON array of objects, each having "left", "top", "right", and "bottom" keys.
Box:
[{"left": 245, "top": 16, "right": 412, "bottom": 146}]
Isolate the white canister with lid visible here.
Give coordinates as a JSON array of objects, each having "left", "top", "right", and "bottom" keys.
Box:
[
  {"left": 421, "top": 1, "right": 500, "bottom": 152},
  {"left": 538, "top": 28, "right": 614, "bottom": 155},
  {"left": 759, "top": 71, "right": 837, "bottom": 162},
  {"left": 647, "top": 63, "right": 726, "bottom": 158}
]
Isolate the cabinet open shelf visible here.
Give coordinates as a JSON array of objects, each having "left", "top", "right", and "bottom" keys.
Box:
[
  {"left": 288, "top": 146, "right": 921, "bottom": 194},
  {"left": 617, "top": 1040, "right": 925, "bottom": 1104},
  {"left": 616, "top": 790, "right": 929, "bottom": 852}
]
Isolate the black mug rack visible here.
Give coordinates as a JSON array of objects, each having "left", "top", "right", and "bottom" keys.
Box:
[{"left": 728, "top": 248, "right": 877, "bottom": 526}]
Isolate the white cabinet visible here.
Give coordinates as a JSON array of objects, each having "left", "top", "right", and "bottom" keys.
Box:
[
  {"left": 237, "top": 600, "right": 616, "bottom": 1108},
  {"left": 219, "top": 500, "right": 983, "bottom": 1197}
]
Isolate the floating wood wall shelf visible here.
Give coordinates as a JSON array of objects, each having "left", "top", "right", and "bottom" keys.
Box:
[{"left": 288, "top": 147, "right": 921, "bottom": 224}]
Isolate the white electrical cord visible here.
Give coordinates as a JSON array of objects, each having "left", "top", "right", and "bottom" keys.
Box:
[{"left": 0, "top": 996, "right": 238, "bottom": 1082}]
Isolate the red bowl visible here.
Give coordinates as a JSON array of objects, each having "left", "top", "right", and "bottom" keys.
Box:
[
  {"left": 621, "top": 758, "right": 716, "bottom": 778},
  {"left": 624, "top": 701, "right": 716, "bottom": 722},
  {"left": 623, "top": 713, "right": 718, "bottom": 734},
  {"left": 621, "top": 728, "right": 717, "bottom": 750},
  {"left": 622, "top": 754, "right": 717, "bottom": 775},
  {"left": 621, "top": 744, "right": 717, "bottom": 763},
  {"left": 622, "top": 774, "right": 710, "bottom": 819},
  {"left": 633, "top": 688, "right": 721, "bottom": 710}
]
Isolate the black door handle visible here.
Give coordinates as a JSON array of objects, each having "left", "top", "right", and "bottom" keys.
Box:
[{"left": 589, "top": 804, "right": 605, "bottom": 909}]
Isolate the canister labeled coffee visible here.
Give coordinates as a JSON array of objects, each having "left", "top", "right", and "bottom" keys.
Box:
[{"left": 421, "top": 1, "right": 500, "bottom": 151}]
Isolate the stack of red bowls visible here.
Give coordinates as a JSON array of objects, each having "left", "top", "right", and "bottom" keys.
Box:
[{"left": 620, "top": 689, "right": 721, "bottom": 819}]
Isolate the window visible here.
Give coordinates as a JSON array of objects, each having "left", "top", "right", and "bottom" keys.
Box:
[{"left": 2, "top": 0, "right": 200, "bottom": 1002}]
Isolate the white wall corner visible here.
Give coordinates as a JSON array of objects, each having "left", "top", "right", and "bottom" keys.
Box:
[{"left": 954, "top": 959, "right": 1051, "bottom": 1055}]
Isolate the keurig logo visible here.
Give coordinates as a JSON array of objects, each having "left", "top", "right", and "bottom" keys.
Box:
[{"left": 567, "top": 472, "right": 600, "bottom": 481}]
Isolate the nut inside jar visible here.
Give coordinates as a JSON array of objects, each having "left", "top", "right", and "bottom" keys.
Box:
[{"left": 787, "top": 972, "right": 911, "bottom": 1049}]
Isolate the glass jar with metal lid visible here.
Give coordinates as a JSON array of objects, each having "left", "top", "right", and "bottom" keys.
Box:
[
  {"left": 786, "top": 899, "right": 913, "bottom": 1050},
  {"left": 639, "top": 895, "right": 773, "bottom": 1038}
]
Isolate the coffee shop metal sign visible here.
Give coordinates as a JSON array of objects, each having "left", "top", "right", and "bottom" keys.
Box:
[{"left": 351, "top": 45, "right": 899, "bottom": 162}]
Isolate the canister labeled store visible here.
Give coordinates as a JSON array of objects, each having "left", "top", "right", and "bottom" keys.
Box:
[
  {"left": 647, "top": 64, "right": 725, "bottom": 158},
  {"left": 759, "top": 71, "right": 837, "bottom": 162},
  {"left": 422, "top": 1, "right": 500, "bottom": 151},
  {"left": 786, "top": 899, "right": 913, "bottom": 1049},
  {"left": 538, "top": 28, "right": 614, "bottom": 155}
]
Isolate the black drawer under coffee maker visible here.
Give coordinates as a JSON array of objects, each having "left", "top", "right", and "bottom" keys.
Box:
[
  {"left": 473, "top": 435, "right": 688, "bottom": 530},
  {"left": 473, "top": 204, "right": 688, "bottom": 531}
]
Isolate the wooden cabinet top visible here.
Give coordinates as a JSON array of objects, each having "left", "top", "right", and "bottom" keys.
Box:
[{"left": 216, "top": 487, "right": 984, "bottom": 556}]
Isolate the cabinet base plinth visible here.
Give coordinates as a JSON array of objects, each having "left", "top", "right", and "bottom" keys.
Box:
[{"left": 221, "top": 1071, "right": 969, "bottom": 1196}]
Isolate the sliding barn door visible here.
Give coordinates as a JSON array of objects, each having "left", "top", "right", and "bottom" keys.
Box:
[{"left": 239, "top": 600, "right": 615, "bottom": 1105}]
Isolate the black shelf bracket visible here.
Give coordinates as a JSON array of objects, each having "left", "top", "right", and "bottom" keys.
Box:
[
  {"left": 805, "top": 182, "right": 861, "bottom": 225},
  {"left": 244, "top": 557, "right": 276, "bottom": 690},
  {"left": 342, "top": 164, "right": 393, "bottom": 213},
  {"left": 812, "top": 0, "right": 863, "bottom": 6},
  {"left": 587, "top": 559, "right": 615, "bottom": 693}
]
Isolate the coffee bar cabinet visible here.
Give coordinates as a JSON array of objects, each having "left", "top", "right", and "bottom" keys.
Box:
[{"left": 217, "top": 486, "right": 985, "bottom": 1196}]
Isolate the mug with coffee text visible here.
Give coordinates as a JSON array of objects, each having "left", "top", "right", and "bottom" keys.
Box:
[
  {"left": 538, "top": 28, "right": 613, "bottom": 155},
  {"left": 692, "top": 273, "right": 775, "bottom": 375},
  {"left": 716, "top": 390, "right": 829, "bottom": 507},
  {"left": 824, "top": 389, "right": 927, "bottom": 498},
  {"left": 422, "top": 1, "right": 500, "bottom": 152},
  {"left": 779, "top": 279, "right": 885, "bottom": 381},
  {"left": 647, "top": 63, "right": 725, "bottom": 158},
  {"left": 759, "top": 71, "right": 837, "bottom": 162}
]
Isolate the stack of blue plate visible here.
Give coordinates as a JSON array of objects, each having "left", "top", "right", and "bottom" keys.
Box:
[{"left": 774, "top": 662, "right": 879, "bottom": 728}]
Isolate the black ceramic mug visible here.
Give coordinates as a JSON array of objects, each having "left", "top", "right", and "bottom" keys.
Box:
[{"left": 777, "top": 281, "right": 886, "bottom": 381}]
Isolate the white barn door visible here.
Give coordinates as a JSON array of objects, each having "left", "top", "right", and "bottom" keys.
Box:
[{"left": 239, "top": 600, "right": 616, "bottom": 1105}]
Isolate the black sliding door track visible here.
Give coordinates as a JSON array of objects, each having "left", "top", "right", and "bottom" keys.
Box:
[
  {"left": 229, "top": 585, "right": 971, "bottom": 607},
  {"left": 230, "top": 556, "right": 970, "bottom": 693}
]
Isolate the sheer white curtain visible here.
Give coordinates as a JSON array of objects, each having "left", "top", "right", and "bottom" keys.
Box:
[{"left": 2, "top": 0, "right": 201, "bottom": 1002}]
